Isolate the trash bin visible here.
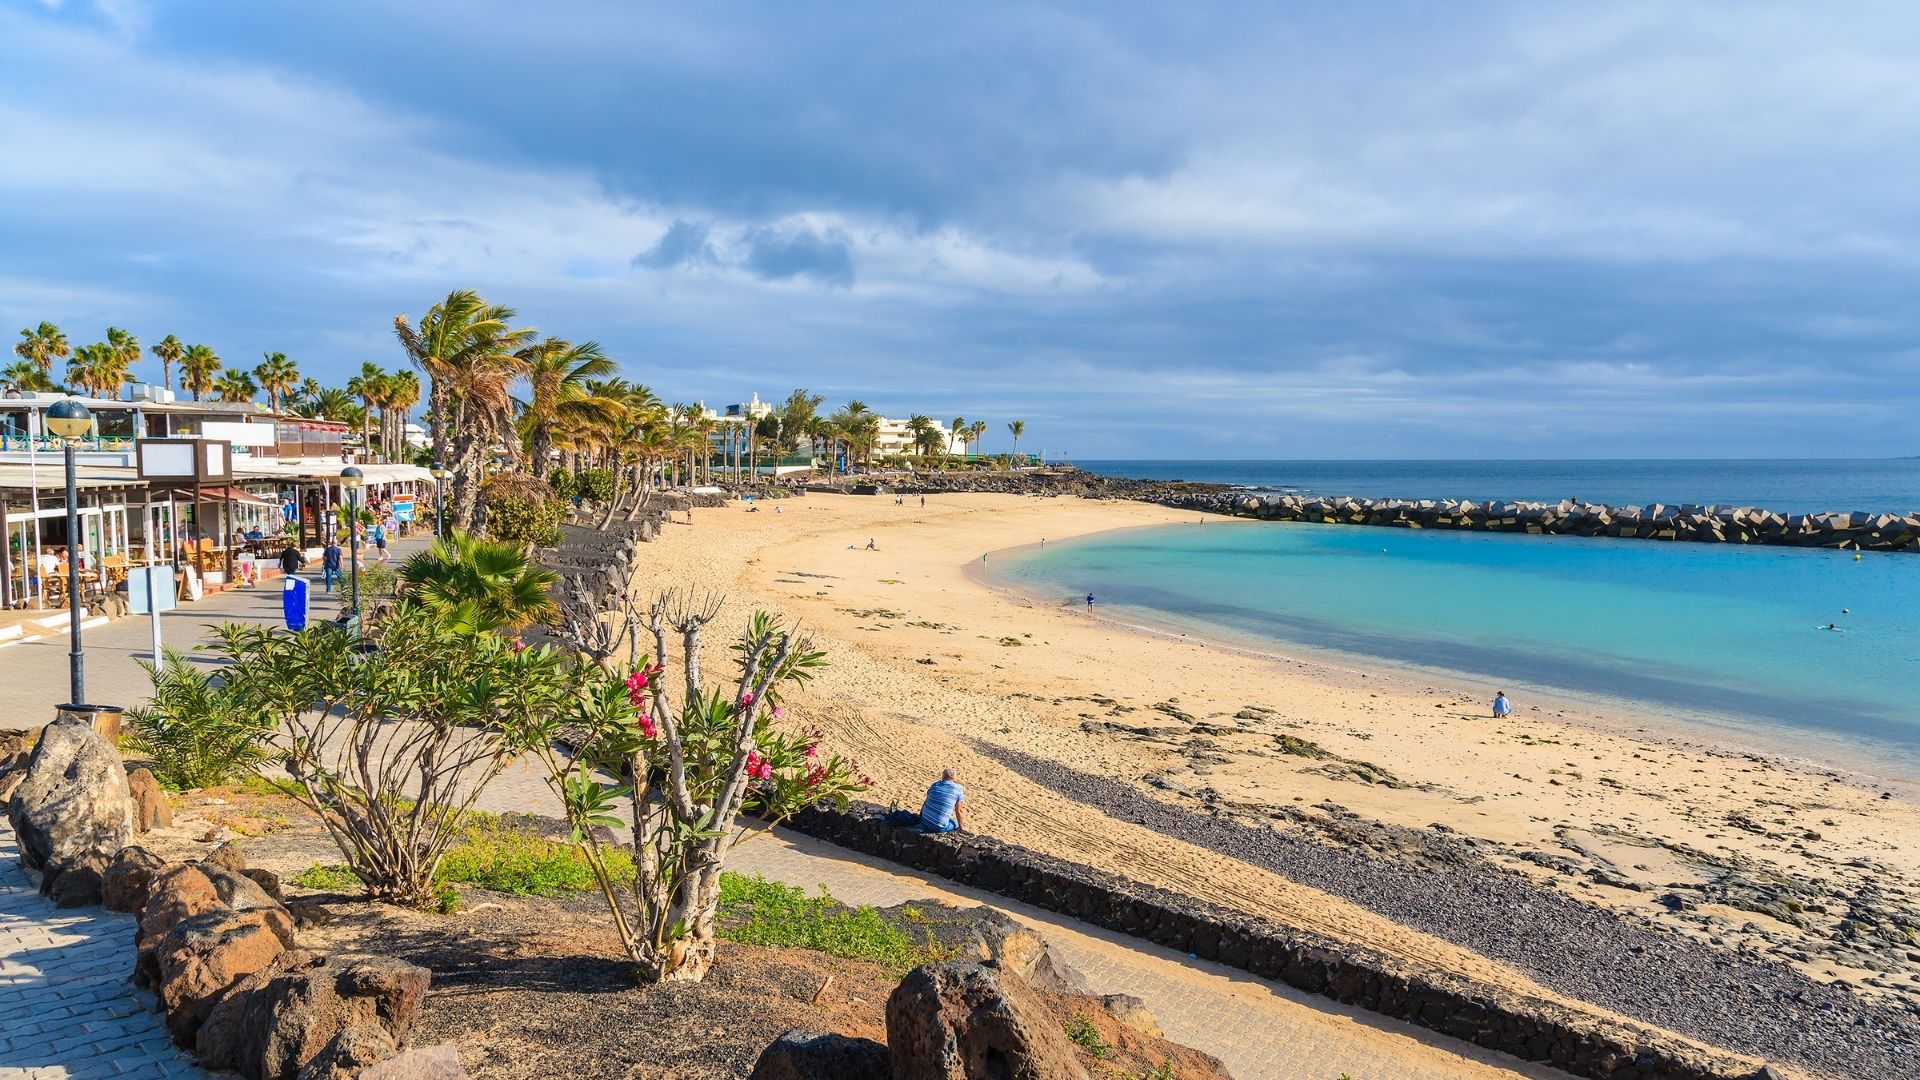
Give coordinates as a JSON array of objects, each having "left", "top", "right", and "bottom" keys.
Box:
[
  {"left": 282, "top": 574, "right": 310, "bottom": 631},
  {"left": 55, "top": 703, "right": 125, "bottom": 743}
]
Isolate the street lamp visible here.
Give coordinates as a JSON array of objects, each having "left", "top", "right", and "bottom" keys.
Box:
[
  {"left": 430, "top": 460, "right": 449, "bottom": 538},
  {"left": 46, "top": 398, "right": 93, "bottom": 707},
  {"left": 340, "top": 466, "right": 364, "bottom": 627}
]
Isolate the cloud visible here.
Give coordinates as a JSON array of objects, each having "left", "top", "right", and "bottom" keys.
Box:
[
  {"left": 632, "top": 220, "right": 716, "bottom": 270},
  {"left": 741, "top": 224, "right": 855, "bottom": 287}
]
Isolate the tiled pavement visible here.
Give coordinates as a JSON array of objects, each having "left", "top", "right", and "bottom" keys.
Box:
[{"left": 0, "top": 831, "right": 207, "bottom": 1079}]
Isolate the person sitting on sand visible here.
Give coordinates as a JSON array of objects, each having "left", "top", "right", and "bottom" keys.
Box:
[
  {"left": 887, "top": 769, "right": 967, "bottom": 833},
  {"left": 1493, "top": 691, "right": 1513, "bottom": 718}
]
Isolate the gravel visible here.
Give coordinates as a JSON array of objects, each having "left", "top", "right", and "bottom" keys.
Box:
[{"left": 974, "top": 741, "right": 1920, "bottom": 1077}]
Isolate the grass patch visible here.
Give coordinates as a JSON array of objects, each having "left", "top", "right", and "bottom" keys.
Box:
[
  {"left": 717, "top": 873, "right": 952, "bottom": 973},
  {"left": 435, "top": 820, "right": 635, "bottom": 898},
  {"left": 293, "top": 864, "right": 363, "bottom": 892}
]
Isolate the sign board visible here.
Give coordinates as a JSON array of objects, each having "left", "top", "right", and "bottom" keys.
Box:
[
  {"left": 126, "top": 567, "right": 178, "bottom": 615},
  {"left": 137, "top": 438, "right": 232, "bottom": 482},
  {"left": 391, "top": 498, "right": 415, "bottom": 523}
]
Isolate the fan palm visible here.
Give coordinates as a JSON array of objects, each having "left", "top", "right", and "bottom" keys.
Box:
[
  {"left": 150, "top": 335, "right": 185, "bottom": 392},
  {"left": 69, "top": 341, "right": 131, "bottom": 399},
  {"left": 254, "top": 352, "right": 300, "bottom": 414},
  {"left": 384, "top": 370, "right": 421, "bottom": 462},
  {"left": 293, "top": 387, "right": 360, "bottom": 424},
  {"left": 180, "top": 344, "right": 220, "bottom": 401},
  {"left": 968, "top": 420, "right": 986, "bottom": 457},
  {"left": 1007, "top": 419, "right": 1026, "bottom": 464},
  {"left": 105, "top": 328, "right": 139, "bottom": 389},
  {"left": 13, "top": 322, "right": 69, "bottom": 378},
  {"left": 399, "top": 529, "right": 558, "bottom": 632},
  {"left": 347, "top": 362, "right": 384, "bottom": 455},
  {"left": 2, "top": 359, "right": 60, "bottom": 392}
]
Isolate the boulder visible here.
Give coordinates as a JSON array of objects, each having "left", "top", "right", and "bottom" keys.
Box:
[
  {"left": 243, "top": 868, "right": 286, "bottom": 901},
  {"left": 968, "top": 911, "right": 1089, "bottom": 995},
  {"left": 137, "top": 865, "right": 228, "bottom": 988},
  {"left": 157, "top": 908, "right": 297, "bottom": 1044},
  {"left": 206, "top": 840, "right": 249, "bottom": 873},
  {"left": 198, "top": 862, "right": 285, "bottom": 913},
  {"left": 748, "top": 1029, "right": 889, "bottom": 1080},
  {"left": 128, "top": 767, "right": 172, "bottom": 832},
  {"left": 292, "top": 1024, "right": 397, "bottom": 1080},
  {"left": 886, "top": 960, "right": 1090, "bottom": 1080},
  {"left": 43, "top": 851, "right": 109, "bottom": 907},
  {"left": 1096, "top": 994, "right": 1162, "bottom": 1038},
  {"left": 196, "top": 951, "right": 432, "bottom": 1080},
  {"left": 5, "top": 716, "right": 134, "bottom": 883},
  {"left": 102, "top": 845, "right": 168, "bottom": 913},
  {"left": 355, "top": 1044, "right": 468, "bottom": 1080}
]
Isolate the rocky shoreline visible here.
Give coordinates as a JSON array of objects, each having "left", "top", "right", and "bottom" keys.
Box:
[{"left": 844, "top": 468, "right": 1920, "bottom": 551}]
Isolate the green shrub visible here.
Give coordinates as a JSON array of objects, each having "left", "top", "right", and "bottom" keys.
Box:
[
  {"left": 1063, "top": 1014, "right": 1112, "bottom": 1059},
  {"left": 481, "top": 473, "right": 565, "bottom": 548},
  {"left": 716, "top": 873, "right": 940, "bottom": 972},
  {"left": 575, "top": 467, "right": 615, "bottom": 502},
  {"left": 293, "top": 864, "right": 363, "bottom": 891},
  {"left": 548, "top": 468, "right": 576, "bottom": 500},
  {"left": 123, "top": 651, "right": 276, "bottom": 789}
]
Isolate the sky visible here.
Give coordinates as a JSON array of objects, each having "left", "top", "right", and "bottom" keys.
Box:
[{"left": 2, "top": 1, "right": 1918, "bottom": 459}]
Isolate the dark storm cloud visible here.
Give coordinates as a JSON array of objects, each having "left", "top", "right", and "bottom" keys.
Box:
[
  {"left": 742, "top": 226, "right": 854, "bottom": 287},
  {"left": 632, "top": 220, "right": 716, "bottom": 270}
]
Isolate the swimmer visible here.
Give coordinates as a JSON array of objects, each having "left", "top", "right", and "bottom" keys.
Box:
[{"left": 1825, "top": 623, "right": 1844, "bottom": 633}]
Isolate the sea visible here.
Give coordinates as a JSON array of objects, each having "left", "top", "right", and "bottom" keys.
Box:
[{"left": 1005, "top": 460, "right": 1920, "bottom": 772}]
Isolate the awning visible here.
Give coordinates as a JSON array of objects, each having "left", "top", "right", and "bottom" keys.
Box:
[{"left": 147, "top": 484, "right": 278, "bottom": 507}]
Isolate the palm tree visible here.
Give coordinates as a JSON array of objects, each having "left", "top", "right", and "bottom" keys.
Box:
[
  {"left": 518, "top": 338, "right": 618, "bottom": 479},
  {"left": 292, "top": 387, "right": 359, "bottom": 424},
  {"left": 13, "top": 322, "right": 69, "bottom": 380},
  {"left": 296, "top": 376, "right": 322, "bottom": 408},
  {"left": 968, "top": 420, "right": 987, "bottom": 458},
  {"left": 394, "top": 290, "right": 534, "bottom": 527},
  {"left": 180, "top": 344, "right": 220, "bottom": 402},
  {"left": 254, "top": 351, "right": 299, "bottom": 414},
  {"left": 105, "top": 328, "right": 140, "bottom": 396},
  {"left": 1006, "top": 419, "right": 1026, "bottom": 466},
  {"left": 2, "top": 360, "right": 60, "bottom": 392},
  {"left": 150, "top": 335, "right": 185, "bottom": 392},
  {"left": 385, "top": 370, "right": 421, "bottom": 462},
  {"left": 347, "top": 363, "right": 382, "bottom": 453},
  {"left": 214, "top": 368, "right": 257, "bottom": 402},
  {"left": 68, "top": 339, "right": 135, "bottom": 399},
  {"left": 906, "top": 415, "right": 937, "bottom": 465},
  {"left": 949, "top": 417, "right": 966, "bottom": 462},
  {"left": 398, "top": 530, "right": 558, "bottom": 632}
]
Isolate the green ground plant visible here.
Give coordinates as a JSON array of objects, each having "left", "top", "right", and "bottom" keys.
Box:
[
  {"left": 715, "top": 873, "right": 932, "bottom": 972},
  {"left": 1064, "top": 1013, "right": 1114, "bottom": 1059},
  {"left": 293, "top": 864, "right": 363, "bottom": 891},
  {"left": 122, "top": 650, "right": 277, "bottom": 789}
]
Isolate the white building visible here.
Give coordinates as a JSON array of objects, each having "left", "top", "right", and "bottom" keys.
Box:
[{"left": 872, "top": 416, "right": 963, "bottom": 457}]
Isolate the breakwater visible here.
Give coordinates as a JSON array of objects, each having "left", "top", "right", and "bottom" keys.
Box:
[{"left": 864, "top": 470, "right": 1920, "bottom": 552}]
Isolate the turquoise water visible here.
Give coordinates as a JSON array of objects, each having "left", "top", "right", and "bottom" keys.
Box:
[{"left": 999, "top": 523, "right": 1920, "bottom": 769}]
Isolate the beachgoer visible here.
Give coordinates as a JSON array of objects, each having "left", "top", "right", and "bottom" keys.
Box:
[
  {"left": 278, "top": 542, "right": 306, "bottom": 578},
  {"left": 1825, "top": 623, "right": 1844, "bottom": 633},
  {"left": 919, "top": 495, "right": 925, "bottom": 507},
  {"left": 322, "top": 540, "right": 342, "bottom": 593},
  {"left": 775, "top": 505, "right": 783, "bottom": 514},
  {"left": 1039, "top": 538, "right": 1045, "bottom": 547},
  {"left": 866, "top": 538, "right": 877, "bottom": 551},
  {"left": 886, "top": 769, "right": 967, "bottom": 833},
  {"left": 372, "top": 521, "right": 390, "bottom": 562},
  {"left": 1493, "top": 691, "right": 1513, "bottom": 717},
  {"left": 1086, "top": 592, "right": 1095, "bottom": 608}
]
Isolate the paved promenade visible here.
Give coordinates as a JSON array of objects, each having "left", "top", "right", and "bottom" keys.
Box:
[{"left": 0, "top": 831, "right": 207, "bottom": 1079}]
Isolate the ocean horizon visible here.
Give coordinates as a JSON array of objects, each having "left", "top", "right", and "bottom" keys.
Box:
[{"left": 1074, "top": 458, "right": 1920, "bottom": 516}]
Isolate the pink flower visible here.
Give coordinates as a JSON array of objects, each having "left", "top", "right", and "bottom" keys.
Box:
[
  {"left": 771, "top": 705, "right": 784, "bottom": 720},
  {"left": 510, "top": 640, "right": 528, "bottom": 653},
  {"left": 803, "top": 743, "right": 818, "bottom": 759},
  {"left": 738, "top": 692, "right": 756, "bottom": 708},
  {"left": 636, "top": 715, "right": 657, "bottom": 739},
  {"left": 744, "top": 750, "right": 774, "bottom": 781}
]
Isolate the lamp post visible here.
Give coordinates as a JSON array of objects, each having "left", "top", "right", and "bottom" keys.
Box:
[
  {"left": 340, "top": 466, "right": 364, "bottom": 627},
  {"left": 46, "top": 398, "right": 93, "bottom": 706},
  {"left": 430, "top": 460, "right": 449, "bottom": 538}
]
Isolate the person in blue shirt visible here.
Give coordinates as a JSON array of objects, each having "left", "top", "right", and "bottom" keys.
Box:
[
  {"left": 322, "top": 540, "right": 343, "bottom": 593},
  {"left": 886, "top": 769, "right": 969, "bottom": 833},
  {"left": 1492, "top": 691, "right": 1513, "bottom": 718}
]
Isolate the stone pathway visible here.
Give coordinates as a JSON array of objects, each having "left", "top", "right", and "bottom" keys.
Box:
[{"left": 0, "top": 831, "right": 207, "bottom": 1079}]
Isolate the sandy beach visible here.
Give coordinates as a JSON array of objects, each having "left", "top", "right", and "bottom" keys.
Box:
[{"left": 636, "top": 490, "right": 1920, "bottom": 1074}]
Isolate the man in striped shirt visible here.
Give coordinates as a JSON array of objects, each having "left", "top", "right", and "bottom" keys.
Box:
[{"left": 918, "top": 769, "right": 968, "bottom": 833}]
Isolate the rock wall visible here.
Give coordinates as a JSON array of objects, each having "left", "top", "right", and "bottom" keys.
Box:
[
  {"left": 782, "top": 804, "right": 1769, "bottom": 1080},
  {"left": 840, "top": 468, "right": 1920, "bottom": 552},
  {"left": 1162, "top": 492, "right": 1920, "bottom": 552}
]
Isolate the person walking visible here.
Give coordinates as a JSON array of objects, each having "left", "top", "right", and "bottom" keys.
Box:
[
  {"left": 322, "top": 538, "right": 343, "bottom": 593},
  {"left": 278, "top": 540, "right": 306, "bottom": 579},
  {"left": 372, "top": 519, "right": 390, "bottom": 563}
]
